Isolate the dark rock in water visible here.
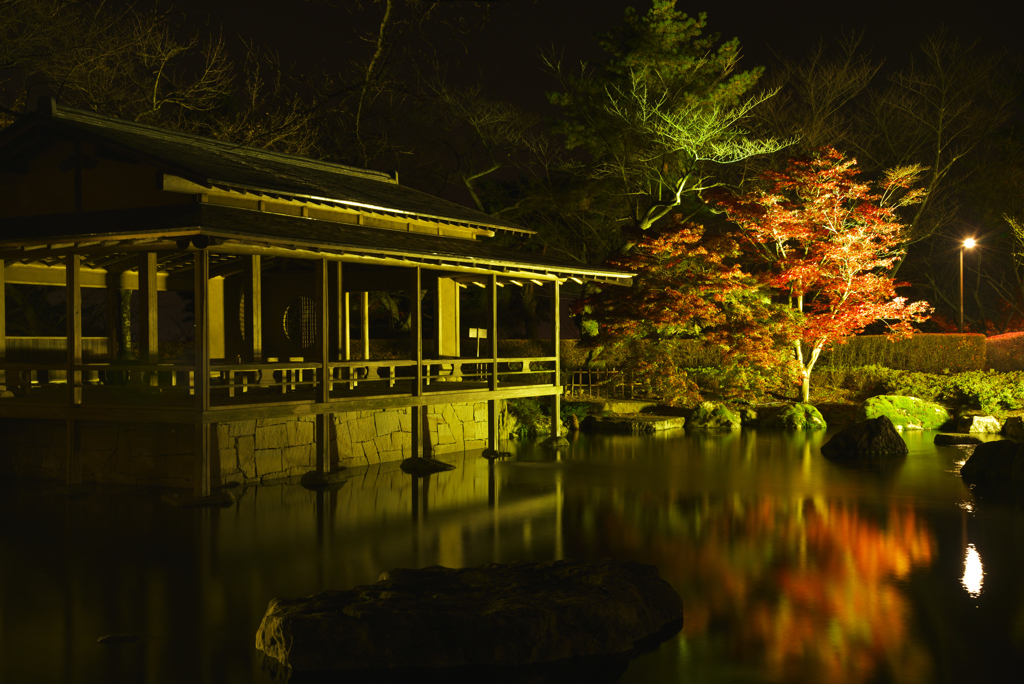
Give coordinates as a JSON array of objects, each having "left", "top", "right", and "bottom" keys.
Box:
[
  {"left": 1002, "top": 416, "right": 1024, "bottom": 442},
  {"left": 934, "top": 434, "right": 983, "bottom": 446},
  {"left": 299, "top": 470, "right": 348, "bottom": 491},
  {"left": 399, "top": 456, "right": 456, "bottom": 475},
  {"left": 820, "top": 415, "right": 908, "bottom": 461},
  {"left": 960, "top": 440, "right": 1021, "bottom": 493},
  {"left": 255, "top": 559, "right": 684, "bottom": 672}
]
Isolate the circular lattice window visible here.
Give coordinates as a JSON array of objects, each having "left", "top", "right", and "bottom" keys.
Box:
[{"left": 283, "top": 296, "right": 316, "bottom": 348}]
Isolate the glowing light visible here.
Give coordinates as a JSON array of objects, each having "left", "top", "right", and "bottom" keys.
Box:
[
  {"left": 958, "top": 501, "right": 973, "bottom": 513},
  {"left": 963, "top": 238, "right": 976, "bottom": 249},
  {"left": 962, "top": 543, "right": 983, "bottom": 597}
]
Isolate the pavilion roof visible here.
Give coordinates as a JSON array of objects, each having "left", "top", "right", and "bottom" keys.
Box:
[
  {"left": 0, "top": 204, "right": 632, "bottom": 285},
  {"left": 0, "top": 100, "right": 530, "bottom": 235}
]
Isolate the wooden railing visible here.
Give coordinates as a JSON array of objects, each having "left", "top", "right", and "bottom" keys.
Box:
[
  {"left": 0, "top": 352, "right": 558, "bottom": 407},
  {"left": 564, "top": 368, "right": 639, "bottom": 399}
]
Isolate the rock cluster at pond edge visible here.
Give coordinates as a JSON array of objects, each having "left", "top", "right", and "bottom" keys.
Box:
[{"left": 255, "top": 559, "right": 684, "bottom": 672}]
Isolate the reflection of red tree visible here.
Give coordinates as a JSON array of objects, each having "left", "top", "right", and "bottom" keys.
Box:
[{"left": 586, "top": 495, "right": 935, "bottom": 684}]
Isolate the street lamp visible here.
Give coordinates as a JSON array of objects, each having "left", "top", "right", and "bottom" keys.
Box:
[{"left": 960, "top": 238, "right": 976, "bottom": 333}]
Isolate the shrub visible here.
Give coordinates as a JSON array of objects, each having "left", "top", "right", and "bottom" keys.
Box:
[
  {"left": 881, "top": 369, "right": 1024, "bottom": 413},
  {"left": 986, "top": 332, "right": 1024, "bottom": 371},
  {"left": 859, "top": 395, "right": 950, "bottom": 429},
  {"left": 818, "top": 334, "right": 986, "bottom": 373}
]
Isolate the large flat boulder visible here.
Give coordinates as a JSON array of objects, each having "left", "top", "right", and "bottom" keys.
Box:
[
  {"left": 255, "top": 559, "right": 684, "bottom": 672},
  {"left": 820, "top": 415, "right": 908, "bottom": 462},
  {"left": 859, "top": 395, "right": 949, "bottom": 430}
]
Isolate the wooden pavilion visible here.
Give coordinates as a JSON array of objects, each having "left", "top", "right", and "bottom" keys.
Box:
[{"left": 0, "top": 98, "right": 631, "bottom": 495}]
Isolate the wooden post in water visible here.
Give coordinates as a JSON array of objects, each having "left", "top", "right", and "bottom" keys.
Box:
[
  {"left": 409, "top": 267, "right": 424, "bottom": 459},
  {"left": 315, "top": 258, "right": 330, "bottom": 474},
  {"left": 549, "top": 279, "right": 561, "bottom": 440},
  {"left": 487, "top": 273, "right": 499, "bottom": 452}
]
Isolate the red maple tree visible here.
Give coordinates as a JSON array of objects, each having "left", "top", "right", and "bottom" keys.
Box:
[
  {"left": 716, "top": 147, "right": 931, "bottom": 402},
  {"left": 578, "top": 220, "right": 797, "bottom": 403}
]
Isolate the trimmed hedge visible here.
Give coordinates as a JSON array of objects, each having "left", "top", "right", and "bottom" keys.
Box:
[
  {"left": 817, "top": 334, "right": 986, "bottom": 373},
  {"left": 986, "top": 332, "right": 1024, "bottom": 371}
]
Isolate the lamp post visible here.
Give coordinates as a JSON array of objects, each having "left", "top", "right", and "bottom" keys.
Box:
[{"left": 960, "top": 238, "right": 976, "bottom": 333}]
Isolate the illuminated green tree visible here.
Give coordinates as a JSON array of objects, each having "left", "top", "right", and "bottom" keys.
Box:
[{"left": 545, "top": 1, "right": 788, "bottom": 235}]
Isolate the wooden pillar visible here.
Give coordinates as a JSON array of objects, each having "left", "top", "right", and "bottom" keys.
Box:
[
  {"left": 0, "top": 258, "right": 6, "bottom": 393},
  {"left": 139, "top": 252, "right": 158, "bottom": 386},
  {"left": 66, "top": 253, "right": 82, "bottom": 484},
  {"left": 550, "top": 279, "right": 561, "bottom": 439},
  {"left": 411, "top": 267, "right": 422, "bottom": 395},
  {"left": 329, "top": 261, "right": 343, "bottom": 360},
  {"left": 194, "top": 249, "right": 211, "bottom": 496},
  {"left": 342, "top": 291, "right": 351, "bottom": 360},
  {"left": 489, "top": 273, "right": 498, "bottom": 391},
  {"left": 360, "top": 291, "right": 370, "bottom": 361},
  {"left": 244, "top": 255, "right": 262, "bottom": 362},
  {"left": 487, "top": 273, "right": 499, "bottom": 452},
  {"left": 410, "top": 267, "right": 424, "bottom": 460},
  {"left": 315, "top": 258, "right": 330, "bottom": 474}
]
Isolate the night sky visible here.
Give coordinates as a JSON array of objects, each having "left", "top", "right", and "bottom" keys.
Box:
[{"left": 172, "top": 0, "right": 1024, "bottom": 111}]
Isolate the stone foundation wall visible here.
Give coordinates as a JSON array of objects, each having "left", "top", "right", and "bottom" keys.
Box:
[{"left": 0, "top": 400, "right": 492, "bottom": 488}]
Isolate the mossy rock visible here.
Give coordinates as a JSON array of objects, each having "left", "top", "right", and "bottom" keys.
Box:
[
  {"left": 763, "top": 403, "right": 827, "bottom": 430},
  {"left": 688, "top": 402, "right": 741, "bottom": 430},
  {"left": 859, "top": 395, "right": 950, "bottom": 430}
]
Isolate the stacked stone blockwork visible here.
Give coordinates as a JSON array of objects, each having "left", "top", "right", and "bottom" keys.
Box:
[{"left": 0, "top": 401, "right": 490, "bottom": 488}]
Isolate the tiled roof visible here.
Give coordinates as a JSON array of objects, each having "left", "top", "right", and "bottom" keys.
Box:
[{"left": 0, "top": 102, "right": 528, "bottom": 233}]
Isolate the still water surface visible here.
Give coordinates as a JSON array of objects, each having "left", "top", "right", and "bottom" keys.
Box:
[{"left": 2, "top": 428, "right": 1023, "bottom": 683}]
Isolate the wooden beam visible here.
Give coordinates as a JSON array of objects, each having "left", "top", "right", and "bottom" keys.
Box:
[
  {"left": 1, "top": 262, "right": 171, "bottom": 290},
  {"left": 139, "top": 252, "right": 158, "bottom": 385},
  {"left": 244, "top": 255, "right": 263, "bottom": 362},
  {"left": 0, "top": 240, "right": 182, "bottom": 265}
]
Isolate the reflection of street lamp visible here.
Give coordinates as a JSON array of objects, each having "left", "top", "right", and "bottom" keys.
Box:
[{"left": 960, "top": 238, "right": 976, "bottom": 333}]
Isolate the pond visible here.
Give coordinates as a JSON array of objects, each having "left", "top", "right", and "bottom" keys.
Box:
[{"left": 1, "top": 427, "right": 1022, "bottom": 683}]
